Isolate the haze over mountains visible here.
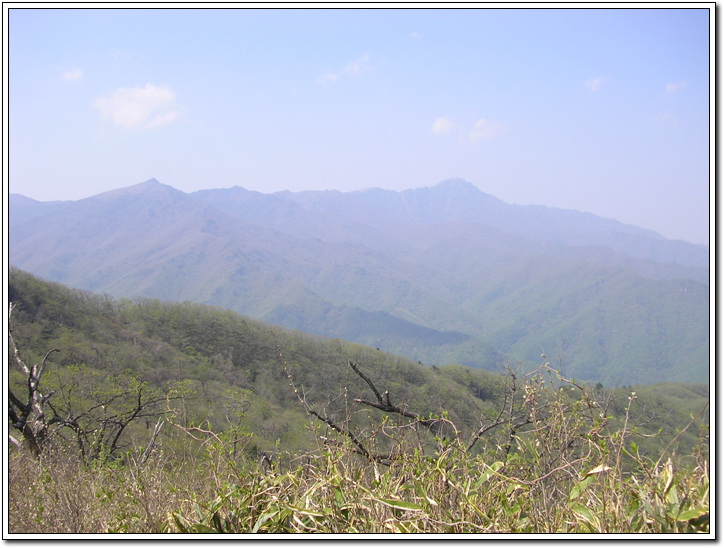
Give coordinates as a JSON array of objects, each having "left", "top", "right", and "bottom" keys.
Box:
[{"left": 9, "top": 178, "right": 709, "bottom": 385}]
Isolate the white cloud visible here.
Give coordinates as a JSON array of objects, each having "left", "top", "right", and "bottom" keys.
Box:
[
  {"left": 410, "top": 31, "right": 421, "bottom": 39},
  {"left": 585, "top": 77, "right": 605, "bottom": 92},
  {"left": 62, "top": 67, "right": 83, "bottom": 82},
  {"left": 144, "top": 110, "right": 180, "bottom": 129},
  {"left": 318, "top": 53, "right": 370, "bottom": 84},
  {"left": 468, "top": 118, "right": 505, "bottom": 142},
  {"left": 665, "top": 81, "right": 689, "bottom": 94},
  {"left": 93, "top": 84, "right": 179, "bottom": 129},
  {"left": 431, "top": 116, "right": 455, "bottom": 135}
]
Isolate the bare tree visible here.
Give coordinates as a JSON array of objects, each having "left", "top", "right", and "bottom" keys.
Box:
[
  {"left": 274, "top": 330, "right": 619, "bottom": 476},
  {"left": 8, "top": 302, "right": 168, "bottom": 460},
  {"left": 8, "top": 302, "right": 59, "bottom": 456},
  {"left": 275, "top": 334, "right": 459, "bottom": 465}
]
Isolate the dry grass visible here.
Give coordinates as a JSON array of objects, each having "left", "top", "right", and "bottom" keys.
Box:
[
  {"left": 8, "top": 367, "right": 710, "bottom": 535},
  {"left": 7, "top": 446, "right": 207, "bottom": 534}
]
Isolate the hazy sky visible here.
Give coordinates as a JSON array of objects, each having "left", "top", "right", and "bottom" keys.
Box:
[{"left": 7, "top": 7, "right": 711, "bottom": 244}]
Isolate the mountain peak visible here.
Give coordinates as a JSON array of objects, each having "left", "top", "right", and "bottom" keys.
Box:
[
  {"left": 134, "top": 178, "right": 176, "bottom": 192},
  {"left": 434, "top": 178, "right": 476, "bottom": 190},
  {"left": 429, "top": 179, "right": 501, "bottom": 201},
  {"left": 93, "top": 178, "right": 184, "bottom": 201}
]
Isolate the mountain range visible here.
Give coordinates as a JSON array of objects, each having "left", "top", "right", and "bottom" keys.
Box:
[{"left": 9, "top": 178, "right": 710, "bottom": 385}]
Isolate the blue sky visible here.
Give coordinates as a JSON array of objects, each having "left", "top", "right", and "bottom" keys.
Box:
[{"left": 7, "top": 7, "right": 711, "bottom": 244}]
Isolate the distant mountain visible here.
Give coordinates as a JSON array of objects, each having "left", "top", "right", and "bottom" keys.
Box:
[
  {"left": 280, "top": 179, "right": 708, "bottom": 269},
  {"left": 9, "top": 178, "right": 709, "bottom": 384}
]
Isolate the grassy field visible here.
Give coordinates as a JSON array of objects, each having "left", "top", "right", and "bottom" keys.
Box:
[{"left": 8, "top": 364, "right": 710, "bottom": 535}]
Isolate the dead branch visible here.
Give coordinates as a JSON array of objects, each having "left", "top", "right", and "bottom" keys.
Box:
[
  {"left": 272, "top": 332, "right": 397, "bottom": 465},
  {"left": 8, "top": 302, "right": 60, "bottom": 455},
  {"left": 348, "top": 361, "right": 443, "bottom": 432},
  {"left": 141, "top": 417, "right": 164, "bottom": 465},
  {"left": 8, "top": 302, "right": 168, "bottom": 459}
]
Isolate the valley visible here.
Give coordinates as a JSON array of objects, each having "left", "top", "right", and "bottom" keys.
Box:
[{"left": 9, "top": 178, "right": 709, "bottom": 385}]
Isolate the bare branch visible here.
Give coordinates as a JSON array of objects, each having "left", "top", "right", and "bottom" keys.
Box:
[
  {"left": 8, "top": 330, "right": 31, "bottom": 377},
  {"left": 349, "top": 362, "right": 442, "bottom": 433},
  {"left": 348, "top": 361, "right": 384, "bottom": 405},
  {"left": 141, "top": 418, "right": 164, "bottom": 466},
  {"left": 35, "top": 348, "right": 60, "bottom": 388},
  {"left": 466, "top": 417, "right": 507, "bottom": 453},
  {"left": 307, "top": 408, "right": 370, "bottom": 459}
]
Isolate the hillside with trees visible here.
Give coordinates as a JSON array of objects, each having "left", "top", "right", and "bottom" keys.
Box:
[
  {"left": 9, "top": 178, "right": 709, "bottom": 385},
  {"left": 6, "top": 269, "right": 710, "bottom": 535}
]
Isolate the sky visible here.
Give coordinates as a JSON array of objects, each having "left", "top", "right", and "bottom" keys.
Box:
[{"left": 6, "top": 7, "right": 712, "bottom": 245}]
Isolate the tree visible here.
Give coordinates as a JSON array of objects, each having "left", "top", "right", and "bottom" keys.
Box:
[
  {"left": 277, "top": 334, "right": 618, "bottom": 472},
  {"left": 8, "top": 302, "right": 59, "bottom": 456},
  {"left": 8, "top": 302, "right": 168, "bottom": 460}
]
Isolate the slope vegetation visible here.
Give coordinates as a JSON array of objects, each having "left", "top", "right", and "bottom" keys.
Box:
[
  {"left": 8, "top": 268, "right": 708, "bottom": 460},
  {"left": 9, "top": 178, "right": 709, "bottom": 384}
]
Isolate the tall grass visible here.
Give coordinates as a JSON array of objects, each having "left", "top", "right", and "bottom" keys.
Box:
[
  {"left": 7, "top": 444, "right": 206, "bottom": 534},
  {"left": 160, "top": 372, "right": 710, "bottom": 534},
  {"left": 8, "top": 363, "right": 709, "bottom": 535}
]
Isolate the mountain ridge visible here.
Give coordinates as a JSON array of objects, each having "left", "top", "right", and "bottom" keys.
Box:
[{"left": 9, "top": 178, "right": 709, "bottom": 384}]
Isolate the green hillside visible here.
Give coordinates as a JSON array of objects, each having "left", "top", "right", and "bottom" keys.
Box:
[
  {"left": 7, "top": 269, "right": 710, "bottom": 534},
  {"left": 8, "top": 268, "right": 708, "bottom": 458},
  {"left": 9, "top": 180, "right": 710, "bottom": 385}
]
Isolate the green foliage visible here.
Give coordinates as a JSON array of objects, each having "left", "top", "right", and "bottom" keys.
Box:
[
  {"left": 10, "top": 179, "right": 709, "bottom": 385},
  {"left": 7, "top": 269, "right": 710, "bottom": 535},
  {"left": 8, "top": 268, "right": 709, "bottom": 460},
  {"left": 157, "top": 362, "right": 709, "bottom": 535}
]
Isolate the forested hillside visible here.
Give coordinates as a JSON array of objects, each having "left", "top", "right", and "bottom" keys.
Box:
[
  {"left": 7, "top": 269, "right": 710, "bottom": 534},
  {"left": 8, "top": 268, "right": 709, "bottom": 459},
  {"left": 9, "top": 178, "right": 710, "bottom": 385}
]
